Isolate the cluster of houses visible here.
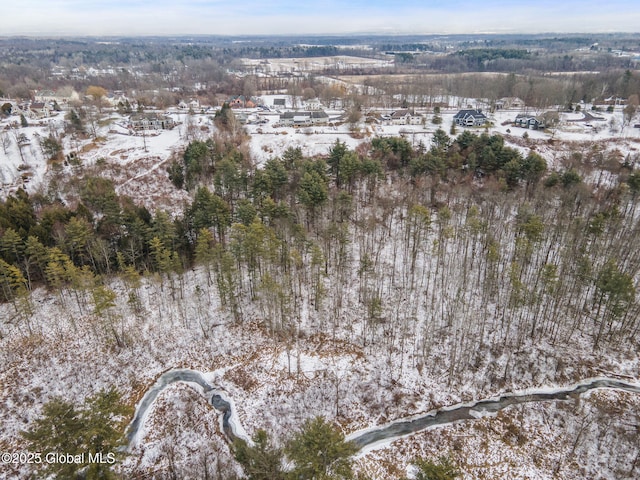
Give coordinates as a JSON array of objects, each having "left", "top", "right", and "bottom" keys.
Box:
[
  {"left": 272, "top": 107, "right": 427, "bottom": 127},
  {"left": 116, "top": 91, "right": 562, "bottom": 134},
  {"left": 0, "top": 88, "right": 133, "bottom": 121},
  {"left": 4, "top": 101, "right": 57, "bottom": 120},
  {"left": 2, "top": 86, "right": 566, "bottom": 135},
  {"left": 1, "top": 89, "right": 79, "bottom": 120}
]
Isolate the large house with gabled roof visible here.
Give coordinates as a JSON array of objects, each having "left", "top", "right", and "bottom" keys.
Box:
[
  {"left": 514, "top": 114, "right": 545, "bottom": 130},
  {"left": 453, "top": 109, "right": 488, "bottom": 127},
  {"left": 34, "top": 89, "right": 80, "bottom": 109},
  {"left": 390, "top": 109, "right": 412, "bottom": 125},
  {"left": 28, "top": 102, "right": 51, "bottom": 119},
  {"left": 129, "top": 113, "right": 175, "bottom": 131}
]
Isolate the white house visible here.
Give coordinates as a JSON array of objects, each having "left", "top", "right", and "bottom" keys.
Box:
[
  {"left": 390, "top": 109, "right": 412, "bottom": 125},
  {"left": 279, "top": 110, "right": 329, "bottom": 126},
  {"left": 303, "top": 98, "right": 323, "bottom": 111},
  {"left": 34, "top": 88, "right": 80, "bottom": 109},
  {"left": 496, "top": 97, "right": 525, "bottom": 110}
]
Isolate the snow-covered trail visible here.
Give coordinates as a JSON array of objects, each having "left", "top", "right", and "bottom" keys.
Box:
[{"left": 127, "top": 369, "right": 640, "bottom": 453}]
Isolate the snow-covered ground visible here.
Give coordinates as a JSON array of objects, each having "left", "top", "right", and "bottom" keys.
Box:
[
  {"left": 240, "top": 55, "right": 394, "bottom": 74},
  {"left": 1, "top": 263, "right": 639, "bottom": 479},
  {"left": 3, "top": 103, "right": 640, "bottom": 208},
  {"left": 2, "top": 103, "right": 640, "bottom": 479},
  {"left": 0, "top": 122, "right": 51, "bottom": 195},
  {"left": 0, "top": 112, "right": 201, "bottom": 213}
]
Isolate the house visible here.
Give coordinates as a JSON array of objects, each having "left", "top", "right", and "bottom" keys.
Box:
[
  {"left": 602, "top": 96, "right": 626, "bottom": 106},
  {"left": 453, "top": 109, "right": 488, "bottom": 127},
  {"left": 28, "top": 102, "right": 51, "bottom": 119},
  {"left": 303, "top": 98, "right": 323, "bottom": 111},
  {"left": 495, "top": 97, "right": 525, "bottom": 110},
  {"left": 105, "top": 92, "right": 129, "bottom": 109},
  {"left": 34, "top": 90, "right": 56, "bottom": 103},
  {"left": 279, "top": 110, "right": 329, "bottom": 126},
  {"left": 228, "top": 95, "right": 256, "bottom": 108},
  {"left": 34, "top": 88, "right": 80, "bottom": 109},
  {"left": 538, "top": 111, "right": 560, "bottom": 128},
  {"left": 178, "top": 99, "right": 201, "bottom": 111},
  {"left": 129, "top": 113, "right": 175, "bottom": 131},
  {"left": 328, "top": 98, "right": 344, "bottom": 109},
  {"left": 514, "top": 114, "right": 545, "bottom": 130},
  {"left": 390, "top": 109, "right": 412, "bottom": 125}
]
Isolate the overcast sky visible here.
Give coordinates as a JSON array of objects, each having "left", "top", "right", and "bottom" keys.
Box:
[{"left": 3, "top": 0, "right": 640, "bottom": 37}]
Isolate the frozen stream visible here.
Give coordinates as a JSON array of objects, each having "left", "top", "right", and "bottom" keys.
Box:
[
  {"left": 126, "top": 370, "right": 640, "bottom": 452},
  {"left": 126, "top": 369, "right": 247, "bottom": 448}
]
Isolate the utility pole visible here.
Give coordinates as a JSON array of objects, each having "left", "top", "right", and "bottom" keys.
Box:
[{"left": 142, "top": 118, "right": 148, "bottom": 152}]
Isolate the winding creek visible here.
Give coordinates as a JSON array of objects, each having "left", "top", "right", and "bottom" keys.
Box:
[
  {"left": 127, "top": 369, "right": 246, "bottom": 447},
  {"left": 127, "top": 369, "right": 640, "bottom": 453}
]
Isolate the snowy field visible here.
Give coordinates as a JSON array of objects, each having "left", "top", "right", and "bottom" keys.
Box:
[{"left": 241, "top": 55, "right": 394, "bottom": 73}]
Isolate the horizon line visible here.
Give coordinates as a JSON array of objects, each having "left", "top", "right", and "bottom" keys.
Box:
[{"left": 1, "top": 31, "right": 638, "bottom": 40}]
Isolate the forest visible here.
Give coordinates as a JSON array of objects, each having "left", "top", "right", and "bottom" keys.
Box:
[
  {"left": 3, "top": 125, "right": 640, "bottom": 365},
  {"left": 3, "top": 123, "right": 640, "bottom": 477}
]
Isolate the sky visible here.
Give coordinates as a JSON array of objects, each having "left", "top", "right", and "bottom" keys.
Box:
[{"left": 2, "top": 0, "right": 640, "bottom": 37}]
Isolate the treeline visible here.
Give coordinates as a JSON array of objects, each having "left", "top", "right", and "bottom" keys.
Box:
[
  {"left": 2, "top": 130, "right": 640, "bottom": 355},
  {"left": 454, "top": 48, "right": 531, "bottom": 68},
  {"left": 360, "top": 69, "right": 640, "bottom": 111},
  {"left": 0, "top": 38, "right": 222, "bottom": 67},
  {"left": 224, "top": 45, "right": 343, "bottom": 59},
  {"left": 424, "top": 50, "right": 633, "bottom": 74},
  {"left": 381, "top": 43, "right": 439, "bottom": 52}
]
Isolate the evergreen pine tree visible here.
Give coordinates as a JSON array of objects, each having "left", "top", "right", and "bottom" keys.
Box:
[
  {"left": 22, "top": 388, "right": 131, "bottom": 480},
  {"left": 404, "top": 456, "right": 460, "bottom": 480},
  {"left": 234, "top": 429, "right": 286, "bottom": 480},
  {"left": 285, "top": 416, "right": 357, "bottom": 480}
]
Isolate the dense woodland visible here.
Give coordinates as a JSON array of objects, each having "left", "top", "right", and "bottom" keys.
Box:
[
  {"left": 2, "top": 125, "right": 640, "bottom": 355},
  {"left": 3, "top": 124, "right": 640, "bottom": 477}
]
